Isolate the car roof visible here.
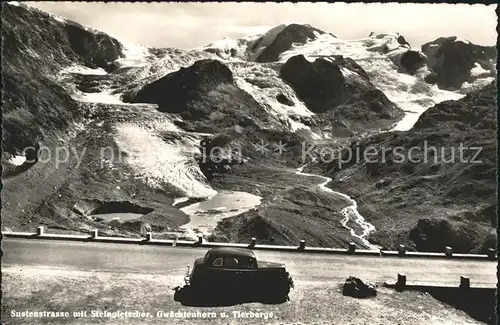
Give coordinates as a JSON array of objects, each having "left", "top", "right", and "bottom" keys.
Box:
[{"left": 206, "top": 247, "right": 256, "bottom": 258}]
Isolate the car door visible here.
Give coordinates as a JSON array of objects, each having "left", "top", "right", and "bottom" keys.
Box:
[{"left": 224, "top": 256, "right": 256, "bottom": 290}]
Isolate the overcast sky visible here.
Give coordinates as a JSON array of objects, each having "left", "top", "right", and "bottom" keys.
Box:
[{"left": 28, "top": 2, "right": 497, "bottom": 49}]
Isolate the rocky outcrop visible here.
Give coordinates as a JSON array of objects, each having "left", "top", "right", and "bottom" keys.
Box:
[
  {"left": 280, "top": 55, "right": 345, "bottom": 112},
  {"left": 128, "top": 59, "right": 284, "bottom": 133},
  {"left": 64, "top": 21, "right": 123, "bottom": 71},
  {"left": 408, "top": 218, "right": 492, "bottom": 253},
  {"left": 280, "top": 54, "right": 402, "bottom": 129},
  {"left": 413, "top": 81, "right": 496, "bottom": 130},
  {"left": 254, "top": 24, "right": 325, "bottom": 63},
  {"left": 131, "top": 59, "right": 233, "bottom": 113},
  {"left": 399, "top": 50, "right": 427, "bottom": 75},
  {"left": 276, "top": 93, "right": 294, "bottom": 106},
  {"left": 397, "top": 35, "right": 411, "bottom": 48},
  {"left": 421, "top": 37, "right": 496, "bottom": 90},
  {"left": 198, "top": 129, "right": 245, "bottom": 181},
  {"left": 108, "top": 219, "right": 152, "bottom": 235}
]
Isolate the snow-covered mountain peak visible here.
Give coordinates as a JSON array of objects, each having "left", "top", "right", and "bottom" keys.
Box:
[
  {"left": 106, "top": 23, "right": 480, "bottom": 134},
  {"left": 195, "top": 23, "right": 329, "bottom": 63},
  {"left": 276, "top": 31, "right": 464, "bottom": 131}
]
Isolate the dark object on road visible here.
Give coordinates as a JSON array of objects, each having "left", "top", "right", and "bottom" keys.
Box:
[
  {"left": 342, "top": 276, "right": 377, "bottom": 298},
  {"left": 174, "top": 247, "right": 294, "bottom": 306}
]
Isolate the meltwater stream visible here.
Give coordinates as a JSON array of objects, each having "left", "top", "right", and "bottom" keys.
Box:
[
  {"left": 296, "top": 166, "right": 381, "bottom": 250},
  {"left": 176, "top": 166, "right": 382, "bottom": 248}
]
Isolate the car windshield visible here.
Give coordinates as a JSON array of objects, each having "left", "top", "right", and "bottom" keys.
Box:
[{"left": 211, "top": 255, "right": 256, "bottom": 268}]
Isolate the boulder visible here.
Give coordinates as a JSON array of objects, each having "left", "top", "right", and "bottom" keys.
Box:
[{"left": 342, "top": 276, "right": 377, "bottom": 298}]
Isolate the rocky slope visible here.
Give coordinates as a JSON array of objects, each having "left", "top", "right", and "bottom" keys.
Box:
[
  {"left": 2, "top": 3, "right": 116, "bottom": 156},
  {"left": 1, "top": 3, "right": 200, "bottom": 236},
  {"left": 1, "top": 2, "right": 496, "bottom": 252},
  {"left": 321, "top": 82, "right": 497, "bottom": 253},
  {"left": 280, "top": 54, "right": 403, "bottom": 131}
]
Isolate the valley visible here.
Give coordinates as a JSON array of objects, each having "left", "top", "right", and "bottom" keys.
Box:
[{"left": 1, "top": 2, "right": 497, "bottom": 253}]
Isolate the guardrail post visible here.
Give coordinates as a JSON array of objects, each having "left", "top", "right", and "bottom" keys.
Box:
[
  {"left": 398, "top": 244, "right": 406, "bottom": 257},
  {"left": 487, "top": 248, "right": 496, "bottom": 260},
  {"left": 396, "top": 273, "right": 406, "bottom": 291},
  {"left": 459, "top": 276, "right": 470, "bottom": 289},
  {"left": 445, "top": 246, "right": 453, "bottom": 257},
  {"left": 249, "top": 237, "right": 256, "bottom": 248},
  {"left": 173, "top": 236, "right": 178, "bottom": 247},
  {"left": 91, "top": 229, "right": 98, "bottom": 239},
  {"left": 36, "top": 226, "right": 44, "bottom": 236},
  {"left": 298, "top": 240, "right": 306, "bottom": 250},
  {"left": 348, "top": 242, "right": 356, "bottom": 254},
  {"left": 197, "top": 235, "right": 203, "bottom": 245},
  {"left": 145, "top": 232, "right": 152, "bottom": 241}
]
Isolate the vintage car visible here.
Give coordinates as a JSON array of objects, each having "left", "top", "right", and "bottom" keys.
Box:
[{"left": 174, "top": 247, "right": 294, "bottom": 303}]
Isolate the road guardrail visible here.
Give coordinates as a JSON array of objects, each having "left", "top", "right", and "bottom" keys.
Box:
[{"left": 2, "top": 226, "right": 497, "bottom": 261}]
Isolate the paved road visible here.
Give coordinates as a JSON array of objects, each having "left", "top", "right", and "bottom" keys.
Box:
[{"left": 2, "top": 238, "right": 497, "bottom": 286}]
